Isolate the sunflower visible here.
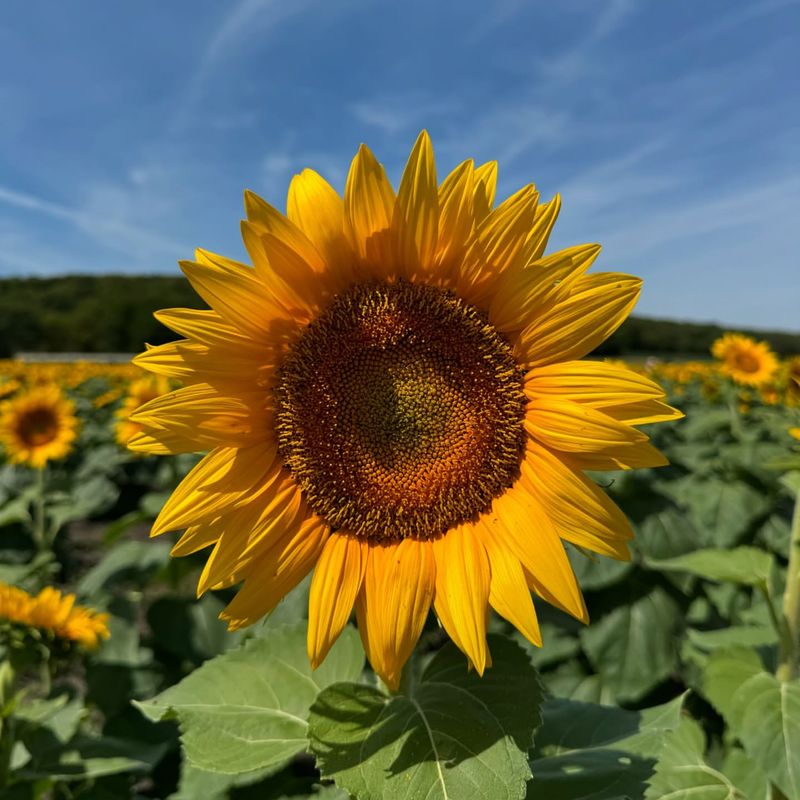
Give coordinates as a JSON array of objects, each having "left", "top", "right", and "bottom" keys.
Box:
[
  {"left": 0, "top": 583, "right": 109, "bottom": 648},
  {"left": 711, "top": 333, "right": 779, "bottom": 387},
  {"left": 0, "top": 385, "right": 79, "bottom": 468},
  {"left": 131, "top": 132, "right": 680, "bottom": 688},
  {"left": 114, "top": 375, "right": 170, "bottom": 446}
]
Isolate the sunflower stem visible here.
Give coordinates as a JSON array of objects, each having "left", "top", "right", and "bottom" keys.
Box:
[
  {"left": 776, "top": 481, "right": 800, "bottom": 682},
  {"left": 31, "top": 466, "right": 47, "bottom": 554},
  {"left": 0, "top": 657, "right": 18, "bottom": 790}
]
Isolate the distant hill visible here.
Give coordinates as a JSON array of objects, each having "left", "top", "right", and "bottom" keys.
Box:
[{"left": 1, "top": 275, "right": 799, "bottom": 359}]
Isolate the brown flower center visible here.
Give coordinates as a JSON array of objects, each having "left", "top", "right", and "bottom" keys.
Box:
[
  {"left": 16, "top": 406, "right": 60, "bottom": 448},
  {"left": 275, "top": 280, "right": 526, "bottom": 541}
]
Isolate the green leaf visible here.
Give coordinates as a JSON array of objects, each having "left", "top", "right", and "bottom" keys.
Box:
[
  {"left": 648, "top": 547, "right": 773, "bottom": 587},
  {"left": 568, "top": 548, "right": 632, "bottom": 590},
  {"left": 528, "top": 695, "right": 685, "bottom": 800},
  {"left": 678, "top": 478, "right": 771, "bottom": 547},
  {"left": 645, "top": 717, "right": 747, "bottom": 799},
  {"left": 135, "top": 623, "right": 364, "bottom": 774},
  {"left": 634, "top": 506, "right": 700, "bottom": 561},
  {"left": 720, "top": 749, "right": 770, "bottom": 800},
  {"left": 308, "top": 634, "right": 543, "bottom": 800},
  {"left": 702, "top": 647, "right": 762, "bottom": 723},
  {"left": 533, "top": 693, "right": 686, "bottom": 758},
  {"left": 77, "top": 539, "right": 171, "bottom": 597},
  {"left": 580, "top": 585, "right": 681, "bottom": 702},
  {"left": 728, "top": 673, "right": 800, "bottom": 798}
]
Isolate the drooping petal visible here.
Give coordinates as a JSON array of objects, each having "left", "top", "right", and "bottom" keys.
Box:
[
  {"left": 355, "top": 537, "right": 435, "bottom": 690},
  {"left": 520, "top": 442, "right": 633, "bottom": 558},
  {"left": 476, "top": 519, "right": 541, "bottom": 646},
  {"left": 307, "top": 533, "right": 368, "bottom": 669},
  {"left": 432, "top": 525, "right": 491, "bottom": 674},
  {"left": 393, "top": 130, "right": 439, "bottom": 274},
  {"left": 488, "top": 487, "right": 588, "bottom": 623},
  {"left": 559, "top": 443, "right": 669, "bottom": 471},
  {"left": 151, "top": 444, "right": 278, "bottom": 536},
  {"left": 154, "top": 308, "right": 266, "bottom": 356},
  {"left": 219, "top": 515, "right": 330, "bottom": 631}
]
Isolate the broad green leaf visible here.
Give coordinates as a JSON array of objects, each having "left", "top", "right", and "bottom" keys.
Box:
[
  {"left": 135, "top": 623, "right": 363, "bottom": 774},
  {"left": 528, "top": 695, "right": 685, "bottom": 800},
  {"left": 701, "top": 647, "right": 762, "bottom": 723},
  {"left": 648, "top": 547, "right": 773, "bottom": 587},
  {"left": 728, "top": 673, "right": 800, "bottom": 798},
  {"left": 568, "top": 547, "right": 632, "bottom": 590},
  {"left": 580, "top": 585, "right": 681, "bottom": 702},
  {"left": 678, "top": 477, "right": 770, "bottom": 547},
  {"left": 721, "top": 749, "right": 770, "bottom": 800},
  {"left": 533, "top": 693, "right": 685, "bottom": 758},
  {"left": 518, "top": 623, "right": 580, "bottom": 671},
  {"left": 635, "top": 506, "right": 699, "bottom": 561},
  {"left": 308, "top": 634, "right": 543, "bottom": 800},
  {"left": 644, "top": 717, "right": 746, "bottom": 799},
  {"left": 78, "top": 539, "right": 171, "bottom": 596}
]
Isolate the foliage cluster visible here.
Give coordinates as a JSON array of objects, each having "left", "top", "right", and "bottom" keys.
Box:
[{"left": 0, "top": 362, "right": 798, "bottom": 799}]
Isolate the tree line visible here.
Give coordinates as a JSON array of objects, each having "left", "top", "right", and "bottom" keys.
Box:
[{"left": 2, "top": 275, "right": 799, "bottom": 358}]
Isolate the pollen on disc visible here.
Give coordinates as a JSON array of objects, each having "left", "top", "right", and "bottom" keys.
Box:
[{"left": 275, "top": 280, "right": 526, "bottom": 541}]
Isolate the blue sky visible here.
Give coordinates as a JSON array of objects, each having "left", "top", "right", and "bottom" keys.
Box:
[{"left": 1, "top": 0, "right": 798, "bottom": 329}]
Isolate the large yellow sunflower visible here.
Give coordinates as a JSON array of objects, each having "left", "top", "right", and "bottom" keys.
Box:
[
  {"left": 0, "top": 384, "right": 79, "bottom": 468},
  {"left": 131, "top": 132, "right": 680, "bottom": 688},
  {"left": 711, "top": 333, "right": 779, "bottom": 387}
]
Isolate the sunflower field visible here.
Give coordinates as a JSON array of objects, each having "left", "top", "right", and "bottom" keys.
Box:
[{"left": 1, "top": 139, "right": 800, "bottom": 800}]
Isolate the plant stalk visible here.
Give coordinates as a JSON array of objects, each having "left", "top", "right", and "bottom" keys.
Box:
[
  {"left": 776, "top": 483, "right": 800, "bottom": 682},
  {"left": 31, "top": 466, "right": 47, "bottom": 553}
]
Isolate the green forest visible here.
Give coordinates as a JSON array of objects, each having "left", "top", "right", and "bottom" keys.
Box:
[{"left": 2, "top": 275, "right": 799, "bottom": 358}]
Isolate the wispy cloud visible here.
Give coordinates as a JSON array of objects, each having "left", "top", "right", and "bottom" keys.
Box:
[{"left": 0, "top": 185, "right": 185, "bottom": 259}]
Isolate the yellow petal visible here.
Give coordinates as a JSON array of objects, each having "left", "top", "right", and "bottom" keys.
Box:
[
  {"left": 520, "top": 442, "right": 633, "bottom": 558},
  {"left": 241, "top": 222, "right": 327, "bottom": 319},
  {"left": 133, "top": 340, "right": 272, "bottom": 389},
  {"left": 432, "top": 525, "right": 490, "bottom": 674},
  {"left": 307, "top": 533, "right": 368, "bottom": 669},
  {"left": 525, "top": 194, "right": 562, "bottom": 262},
  {"left": 344, "top": 143, "right": 396, "bottom": 272},
  {"left": 220, "top": 515, "right": 330, "bottom": 631},
  {"left": 243, "top": 189, "right": 326, "bottom": 273},
  {"left": 525, "top": 396, "right": 648, "bottom": 453},
  {"left": 457, "top": 185, "right": 538, "bottom": 306},
  {"left": 179, "top": 258, "right": 283, "bottom": 340},
  {"left": 171, "top": 520, "right": 224, "bottom": 557},
  {"left": 473, "top": 161, "right": 498, "bottom": 223},
  {"left": 525, "top": 359, "right": 665, "bottom": 406},
  {"left": 489, "top": 243, "right": 601, "bottom": 334},
  {"left": 435, "top": 159, "right": 474, "bottom": 272},
  {"left": 516, "top": 273, "right": 641, "bottom": 368},
  {"left": 393, "top": 130, "right": 439, "bottom": 273},
  {"left": 287, "top": 168, "right": 353, "bottom": 275},
  {"left": 488, "top": 487, "right": 588, "bottom": 623},
  {"left": 154, "top": 308, "right": 265, "bottom": 356},
  {"left": 560, "top": 443, "right": 669, "bottom": 471},
  {"left": 475, "top": 519, "right": 541, "bottom": 646},
  {"left": 355, "top": 538, "right": 435, "bottom": 690},
  {"left": 151, "top": 444, "right": 277, "bottom": 536}
]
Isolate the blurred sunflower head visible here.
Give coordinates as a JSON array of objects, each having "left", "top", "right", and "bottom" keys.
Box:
[
  {"left": 711, "top": 333, "right": 779, "bottom": 387},
  {"left": 114, "top": 375, "right": 170, "bottom": 446},
  {"left": 0, "top": 583, "right": 109, "bottom": 649},
  {"left": 132, "top": 132, "right": 681, "bottom": 688},
  {"left": 0, "top": 384, "right": 79, "bottom": 468}
]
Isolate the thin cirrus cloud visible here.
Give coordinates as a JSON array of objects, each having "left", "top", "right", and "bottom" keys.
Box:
[{"left": 0, "top": 0, "right": 797, "bottom": 330}]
